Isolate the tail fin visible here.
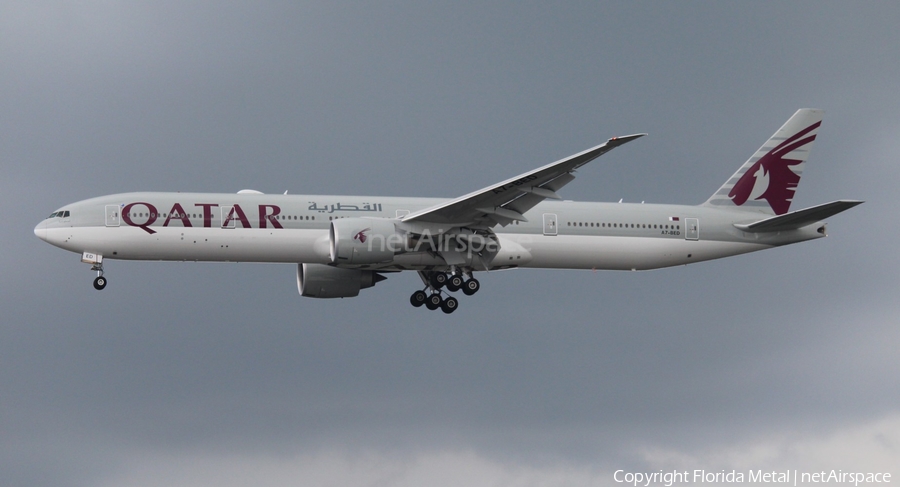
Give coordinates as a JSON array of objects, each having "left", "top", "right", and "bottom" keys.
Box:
[{"left": 703, "top": 109, "right": 824, "bottom": 215}]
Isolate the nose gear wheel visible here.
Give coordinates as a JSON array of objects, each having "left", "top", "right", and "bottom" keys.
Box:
[{"left": 90, "top": 262, "right": 107, "bottom": 290}]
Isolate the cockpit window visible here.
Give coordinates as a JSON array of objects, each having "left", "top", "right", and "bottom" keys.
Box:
[
  {"left": 47, "top": 211, "right": 70, "bottom": 219},
  {"left": 48, "top": 212, "right": 58, "bottom": 219}
]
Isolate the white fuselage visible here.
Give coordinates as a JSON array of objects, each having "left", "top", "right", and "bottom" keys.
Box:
[{"left": 34, "top": 192, "right": 824, "bottom": 272}]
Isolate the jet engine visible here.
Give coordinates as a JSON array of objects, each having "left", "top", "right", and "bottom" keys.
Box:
[
  {"left": 296, "top": 263, "right": 386, "bottom": 298},
  {"left": 330, "top": 217, "right": 402, "bottom": 265}
]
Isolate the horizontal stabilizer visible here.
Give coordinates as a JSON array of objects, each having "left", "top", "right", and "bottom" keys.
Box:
[{"left": 734, "top": 200, "right": 863, "bottom": 232}]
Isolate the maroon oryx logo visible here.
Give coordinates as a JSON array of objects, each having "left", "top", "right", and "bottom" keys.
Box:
[
  {"left": 353, "top": 228, "right": 371, "bottom": 243},
  {"left": 728, "top": 121, "right": 820, "bottom": 215}
]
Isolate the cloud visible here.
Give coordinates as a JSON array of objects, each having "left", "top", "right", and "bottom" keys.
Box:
[
  {"left": 639, "top": 412, "right": 900, "bottom": 474},
  {"left": 94, "top": 411, "right": 900, "bottom": 487},
  {"left": 101, "top": 448, "right": 608, "bottom": 487}
]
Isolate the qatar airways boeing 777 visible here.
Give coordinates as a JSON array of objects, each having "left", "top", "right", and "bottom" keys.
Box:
[{"left": 35, "top": 109, "right": 861, "bottom": 313}]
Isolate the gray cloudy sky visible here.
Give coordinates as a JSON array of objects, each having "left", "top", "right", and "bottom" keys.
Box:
[{"left": 2, "top": 2, "right": 898, "bottom": 486}]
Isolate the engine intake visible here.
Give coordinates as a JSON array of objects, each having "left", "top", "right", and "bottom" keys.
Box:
[{"left": 297, "top": 263, "right": 386, "bottom": 298}]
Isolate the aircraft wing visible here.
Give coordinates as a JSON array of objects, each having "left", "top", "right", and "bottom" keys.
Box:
[
  {"left": 734, "top": 200, "right": 863, "bottom": 232},
  {"left": 402, "top": 134, "right": 646, "bottom": 227}
]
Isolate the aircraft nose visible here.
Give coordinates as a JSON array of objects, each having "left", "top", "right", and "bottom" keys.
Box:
[{"left": 34, "top": 221, "right": 47, "bottom": 241}]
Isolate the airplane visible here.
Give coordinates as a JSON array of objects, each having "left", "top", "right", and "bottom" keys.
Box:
[{"left": 34, "top": 109, "right": 861, "bottom": 313}]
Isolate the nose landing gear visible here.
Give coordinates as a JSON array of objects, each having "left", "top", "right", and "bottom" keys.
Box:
[
  {"left": 91, "top": 263, "right": 107, "bottom": 290},
  {"left": 93, "top": 274, "right": 107, "bottom": 290},
  {"left": 83, "top": 252, "right": 107, "bottom": 290}
]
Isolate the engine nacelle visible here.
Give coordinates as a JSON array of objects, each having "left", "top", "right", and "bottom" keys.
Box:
[
  {"left": 296, "top": 263, "right": 386, "bottom": 298},
  {"left": 330, "top": 217, "right": 401, "bottom": 265}
]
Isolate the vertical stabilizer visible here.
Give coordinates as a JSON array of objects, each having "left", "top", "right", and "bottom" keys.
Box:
[{"left": 703, "top": 109, "right": 824, "bottom": 215}]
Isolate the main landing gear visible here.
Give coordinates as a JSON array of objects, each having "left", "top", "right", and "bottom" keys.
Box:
[{"left": 409, "top": 270, "right": 480, "bottom": 314}]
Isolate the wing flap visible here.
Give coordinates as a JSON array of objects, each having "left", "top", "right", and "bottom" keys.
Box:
[
  {"left": 476, "top": 206, "right": 528, "bottom": 222},
  {"left": 542, "top": 172, "right": 576, "bottom": 193},
  {"left": 734, "top": 200, "right": 863, "bottom": 232},
  {"left": 520, "top": 186, "right": 561, "bottom": 199}
]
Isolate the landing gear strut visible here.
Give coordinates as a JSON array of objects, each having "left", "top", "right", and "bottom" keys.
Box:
[{"left": 411, "top": 271, "right": 479, "bottom": 313}]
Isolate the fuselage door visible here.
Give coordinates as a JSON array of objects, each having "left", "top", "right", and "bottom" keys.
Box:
[
  {"left": 685, "top": 218, "right": 699, "bottom": 240},
  {"left": 221, "top": 206, "right": 235, "bottom": 229},
  {"left": 543, "top": 213, "right": 558, "bottom": 236},
  {"left": 105, "top": 205, "right": 120, "bottom": 227}
]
